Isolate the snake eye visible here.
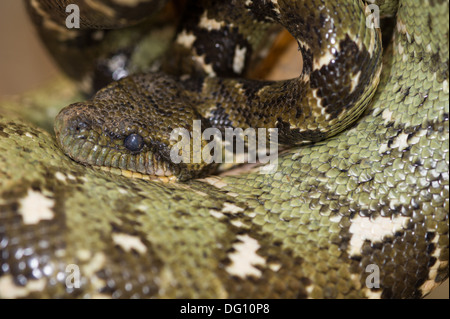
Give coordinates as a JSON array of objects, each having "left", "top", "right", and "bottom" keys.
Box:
[{"left": 124, "top": 134, "right": 144, "bottom": 152}]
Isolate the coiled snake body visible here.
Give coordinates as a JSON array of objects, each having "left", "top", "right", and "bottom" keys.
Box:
[{"left": 0, "top": 0, "right": 448, "bottom": 298}]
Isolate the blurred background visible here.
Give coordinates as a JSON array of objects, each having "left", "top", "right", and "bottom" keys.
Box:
[
  {"left": 0, "top": 0, "right": 59, "bottom": 96},
  {"left": 0, "top": 0, "right": 448, "bottom": 299}
]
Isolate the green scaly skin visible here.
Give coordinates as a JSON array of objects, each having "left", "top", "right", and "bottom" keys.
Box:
[{"left": 0, "top": 0, "right": 448, "bottom": 298}]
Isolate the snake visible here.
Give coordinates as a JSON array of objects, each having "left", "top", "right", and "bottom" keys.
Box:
[{"left": 0, "top": 0, "right": 448, "bottom": 298}]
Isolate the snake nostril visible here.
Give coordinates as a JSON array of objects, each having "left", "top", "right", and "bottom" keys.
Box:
[{"left": 75, "top": 121, "right": 88, "bottom": 132}]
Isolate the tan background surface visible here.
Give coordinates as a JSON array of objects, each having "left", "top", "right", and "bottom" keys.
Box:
[{"left": 0, "top": 0, "right": 448, "bottom": 299}]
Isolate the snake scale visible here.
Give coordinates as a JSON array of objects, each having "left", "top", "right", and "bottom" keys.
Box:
[{"left": 0, "top": 0, "right": 448, "bottom": 298}]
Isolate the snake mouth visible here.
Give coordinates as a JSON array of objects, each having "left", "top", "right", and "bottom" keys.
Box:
[
  {"left": 91, "top": 165, "right": 178, "bottom": 182},
  {"left": 57, "top": 133, "right": 179, "bottom": 181},
  {"left": 54, "top": 105, "right": 180, "bottom": 182}
]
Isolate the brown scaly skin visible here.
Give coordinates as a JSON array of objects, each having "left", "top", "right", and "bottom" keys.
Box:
[
  {"left": 54, "top": 73, "right": 216, "bottom": 181},
  {"left": 54, "top": 0, "right": 382, "bottom": 181},
  {"left": 0, "top": 0, "right": 447, "bottom": 299}
]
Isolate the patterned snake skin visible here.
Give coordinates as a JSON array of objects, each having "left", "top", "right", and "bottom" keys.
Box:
[{"left": 0, "top": 0, "right": 448, "bottom": 298}]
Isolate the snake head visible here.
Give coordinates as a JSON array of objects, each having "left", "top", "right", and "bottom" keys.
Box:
[{"left": 54, "top": 73, "right": 211, "bottom": 182}]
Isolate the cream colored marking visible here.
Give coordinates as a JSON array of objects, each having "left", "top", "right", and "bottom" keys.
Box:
[
  {"left": 83, "top": 252, "right": 106, "bottom": 277},
  {"left": 420, "top": 235, "right": 446, "bottom": 296},
  {"left": 379, "top": 143, "right": 388, "bottom": 154},
  {"left": 227, "top": 192, "right": 239, "bottom": 197},
  {"left": 402, "top": 53, "right": 409, "bottom": 63},
  {"left": 30, "top": 0, "right": 77, "bottom": 40},
  {"left": 312, "top": 89, "right": 325, "bottom": 113},
  {"left": 269, "top": 263, "right": 282, "bottom": 272},
  {"left": 388, "top": 199, "right": 401, "bottom": 211},
  {"left": 420, "top": 266, "right": 447, "bottom": 296},
  {"left": 307, "top": 89, "right": 332, "bottom": 123},
  {"left": 270, "top": 0, "right": 281, "bottom": 15},
  {"left": 199, "top": 11, "right": 225, "bottom": 31},
  {"left": 90, "top": 274, "right": 107, "bottom": 291},
  {"left": 157, "top": 267, "right": 176, "bottom": 296},
  {"left": 79, "top": 75, "right": 94, "bottom": 94},
  {"left": 137, "top": 204, "right": 149, "bottom": 212},
  {"left": 329, "top": 215, "right": 342, "bottom": 223},
  {"left": 350, "top": 71, "right": 361, "bottom": 92},
  {"left": 19, "top": 189, "right": 54, "bottom": 225},
  {"left": 155, "top": 168, "right": 165, "bottom": 176},
  {"left": 233, "top": 46, "right": 247, "bottom": 74},
  {"left": 176, "top": 30, "right": 196, "bottom": 48},
  {"left": 118, "top": 188, "right": 128, "bottom": 195},
  {"left": 201, "top": 177, "right": 228, "bottom": 189},
  {"left": 176, "top": 184, "right": 208, "bottom": 197},
  {"left": 121, "top": 169, "right": 133, "bottom": 178},
  {"left": 76, "top": 249, "right": 92, "bottom": 262},
  {"left": 0, "top": 276, "right": 47, "bottom": 298},
  {"left": 443, "top": 80, "right": 449, "bottom": 94},
  {"left": 25, "top": 132, "right": 34, "bottom": 138},
  {"left": 85, "top": 0, "right": 116, "bottom": 17},
  {"left": 408, "top": 133, "right": 421, "bottom": 146},
  {"left": 406, "top": 31, "right": 412, "bottom": 43},
  {"left": 363, "top": 288, "right": 382, "bottom": 299},
  {"left": 313, "top": 49, "right": 336, "bottom": 70},
  {"left": 210, "top": 210, "right": 225, "bottom": 219},
  {"left": 390, "top": 132, "right": 410, "bottom": 152},
  {"left": 245, "top": 0, "right": 253, "bottom": 5},
  {"left": 193, "top": 55, "right": 217, "bottom": 77},
  {"left": 298, "top": 40, "right": 312, "bottom": 52},
  {"left": 226, "top": 235, "right": 266, "bottom": 278},
  {"left": 231, "top": 220, "right": 245, "bottom": 228},
  {"left": 93, "top": 165, "right": 176, "bottom": 183},
  {"left": 348, "top": 215, "right": 410, "bottom": 256},
  {"left": 55, "top": 249, "right": 66, "bottom": 258},
  {"left": 55, "top": 172, "right": 67, "bottom": 182},
  {"left": 382, "top": 109, "right": 394, "bottom": 123},
  {"left": 397, "top": 20, "right": 407, "bottom": 34},
  {"left": 397, "top": 42, "right": 404, "bottom": 55},
  {"left": 368, "top": 29, "right": 377, "bottom": 56},
  {"left": 92, "top": 293, "right": 113, "bottom": 299},
  {"left": 222, "top": 203, "right": 244, "bottom": 214},
  {"left": 426, "top": 43, "right": 432, "bottom": 52},
  {"left": 351, "top": 273, "right": 362, "bottom": 290},
  {"left": 202, "top": 96, "right": 218, "bottom": 115},
  {"left": 112, "top": 0, "right": 150, "bottom": 6},
  {"left": 112, "top": 233, "right": 147, "bottom": 254},
  {"left": 193, "top": 189, "right": 208, "bottom": 197}
]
